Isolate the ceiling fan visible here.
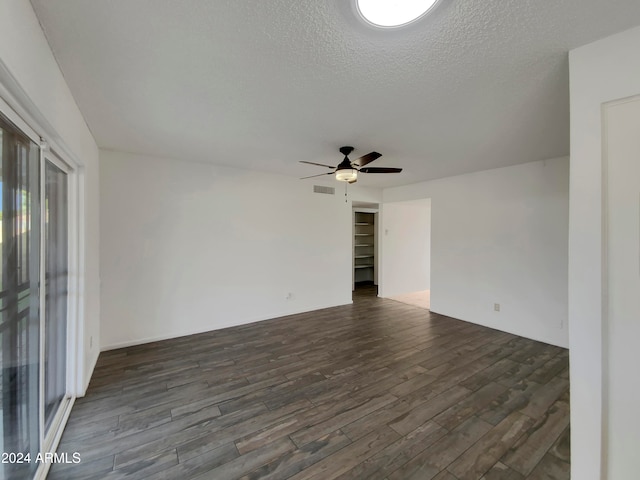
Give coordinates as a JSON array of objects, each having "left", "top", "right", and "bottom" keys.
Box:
[{"left": 300, "top": 146, "right": 402, "bottom": 183}]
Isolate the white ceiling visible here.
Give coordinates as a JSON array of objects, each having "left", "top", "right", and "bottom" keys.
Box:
[{"left": 31, "top": 0, "right": 640, "bottom": 187}]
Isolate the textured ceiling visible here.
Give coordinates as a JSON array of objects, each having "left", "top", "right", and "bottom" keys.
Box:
[{"left": 31, "top": 0, "right": 640, "bottom": 187}]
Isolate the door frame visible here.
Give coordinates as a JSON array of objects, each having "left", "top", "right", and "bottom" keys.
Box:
[
  {"left": 352, "top": 206, "right": 380, "bottom": 291},
  {"left": 1, "top": 72, "right": 83, "bottom": 479}
]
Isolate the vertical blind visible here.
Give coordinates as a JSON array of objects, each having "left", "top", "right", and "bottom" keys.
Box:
[{"left": 0, "top": 112, "right": 41, "bottom": 480}]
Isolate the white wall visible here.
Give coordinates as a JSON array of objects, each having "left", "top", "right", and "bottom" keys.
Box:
[
  {"left": 379, "top": 199, "right": 431, "bottom": 297},
  {"left": 0, "top": 0, "right": 100, "bottom": 393},
  {"left": 100, "top": 150, "right": 379, "bottom": 349},
  {"left": 602, "top": 96, "right": 640, "bottom": 480},
  {"left": 383, "top": 158, "right": 569, "bottom": 348},
  {"left": 569, "top": 25, "right": 640, "bottom": 480}
]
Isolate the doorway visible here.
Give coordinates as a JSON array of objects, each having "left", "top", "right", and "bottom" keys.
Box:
[{"left": 352, "top": 202, "right": 379, "bottom": 296}]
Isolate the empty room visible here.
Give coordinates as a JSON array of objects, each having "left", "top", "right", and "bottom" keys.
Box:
[{"left": 1, "top": 1, "right": 639, "bottom": 479}]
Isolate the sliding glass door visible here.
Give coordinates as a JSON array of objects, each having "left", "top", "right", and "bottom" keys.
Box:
[
  {"left": 0, "top": 109, "right": 71, "bottom": 479},
  {"left": 0, "top": 113, "right": 41, "bottom": 480}
]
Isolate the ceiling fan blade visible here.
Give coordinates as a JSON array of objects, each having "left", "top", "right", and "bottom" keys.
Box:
[
  {"left": 299, "top": 160, "right": 335, "bottom": 169},
  {"left": 352, "top": 152, "right": 381, "bottom": 167},
  {"left": 300, "top": 172, "right": 333, "bottom": 179},
  {"left": 359, "top": 167, "right": 403, "bottom": 174}
]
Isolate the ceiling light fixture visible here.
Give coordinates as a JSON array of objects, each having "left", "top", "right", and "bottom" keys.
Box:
[
  {"left": 335, "top": 158, "right": 358, "bottom": 182},
  {"left": 356, "top": 0, "right": 440, "bottom": 28}
]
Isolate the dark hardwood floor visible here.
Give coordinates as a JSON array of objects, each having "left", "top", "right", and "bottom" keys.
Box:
[{"left": 50, "top": 286, "right": 570, "bottom": 480}]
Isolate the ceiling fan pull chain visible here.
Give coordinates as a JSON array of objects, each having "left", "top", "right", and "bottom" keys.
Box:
[{"left": 345, "top": 182, "right": 348, "bottom": 203}]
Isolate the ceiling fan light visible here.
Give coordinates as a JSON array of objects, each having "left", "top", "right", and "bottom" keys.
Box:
[{"left": 336, "top": 168, "right": 358, "bottom": 182}]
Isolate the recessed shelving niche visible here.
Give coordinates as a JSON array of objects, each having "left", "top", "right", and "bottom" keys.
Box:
[{"left": 353, "top": 210, "right": 377, "bottom": 287}]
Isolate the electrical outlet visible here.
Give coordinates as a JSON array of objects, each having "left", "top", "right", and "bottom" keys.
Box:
[{"left": 494, "top": 303, "right": 500, "bottom": 312}]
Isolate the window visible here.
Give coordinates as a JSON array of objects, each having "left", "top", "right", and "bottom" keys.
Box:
[{"left": 0, "top": 108, "right": 72, "bottom": 480}]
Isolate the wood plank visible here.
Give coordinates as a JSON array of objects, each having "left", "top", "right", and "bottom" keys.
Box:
[
  {"left": 447, "top": 411, "right": 533, "bottom": 480},
  {"left": 341, "top": 384, "right": 441, "bottom": 441},
  {"left": 387, "top": 416, "right": 493, "bottom": 480},
  {"left": 335, "top": 421, "right": 447, "bottom": 479},
  {"left": 112, "top": 402, "right": 266, "bottom": 469},
  {"left": 548, "top": 426, "right": 570, "bottom": 463},
  {"left": 388, "top": 385, "right": 471, "bottom": 436},
  {"left": 433, "top": 381, "right": 507, "bottom": 430},
  {"left": 176, "top": 399, "right": 311, "bottom": 463},
  {"left": 460, "top": 358, "right": 520, "bottom": 392},
  {"left": 238, "top": 429, "right": 351, "bottom": 480},
  {"left": 526, "top": 353, "right": 569, "bottom": 385},
  {"left": 479, "top": 461, "right": 524, "bottom": 480},
  {"left": 103, "top": 451, "right": 179, "bottom": 479},
  {"left": 190, "top": 438, "right": 294, "bottom": 480},
  {"left": 518, "top": 376, "right": 569, "bottom": 420},
  {"left": 287, "top": 426, "right": 400, "bottom": 480},
  {"left": 525, "top": 453, "right": 570, "bottom": 480},
  {"left": 477, "top": 379, "right": 542, "bottom": 426},
  {"left": 235, "top": 393, "right": 362, "bottom": 454},
  {"left": 290, "top": 393, "right": 397, "bottom": 447},
  {"left": 501, "top": 398, "right": 570, "bottom": 476}
]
